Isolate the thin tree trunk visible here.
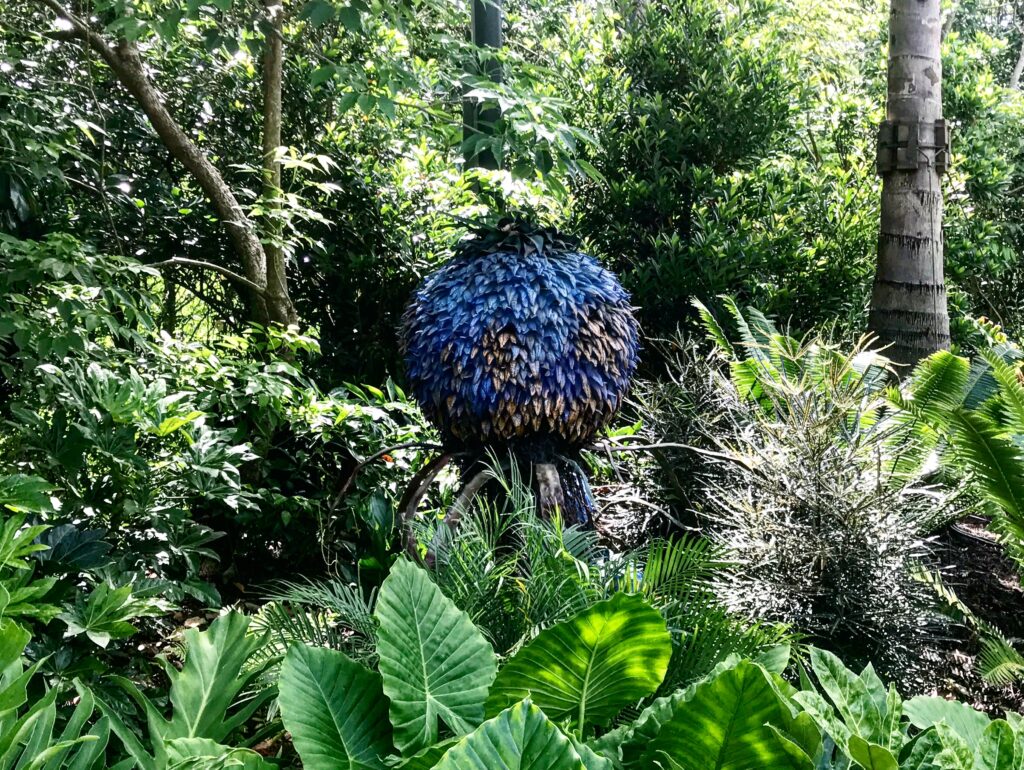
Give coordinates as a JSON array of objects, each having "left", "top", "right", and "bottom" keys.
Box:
[
  {"left": 1011, "top": 35, "right": 1024, "bottom": 90},
  {"left": 261, "top": 0, "right": 296, "bottom": 325},
  {"left": 35, "top": 0, "right": 298, "bottom": 326},
  {"left": 942, "top": 0, "right": 958, "bottom": 38},
  {"left": 463, "top": 0, "right": 503, "bottom": 170},
  {"left": 868, "top": 0, "right": 950, "bottom": 366}
]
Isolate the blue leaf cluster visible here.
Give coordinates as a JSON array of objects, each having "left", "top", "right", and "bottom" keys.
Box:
[{"left": 402, "top": 247, "right": 640, "bottom": 449}]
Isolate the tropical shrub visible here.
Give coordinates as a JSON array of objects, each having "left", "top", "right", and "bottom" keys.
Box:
[
  {"left": 886, "top": 328, "right": 1024, "bottom": 569},
  {"left": 0, "top": 619, "right": 116, "bottom": 769},
  {"left": 655, "top": 301, "right": 966, "bottom": 685},
  {"left": 0, "top": 234, "right": 433, "bottom": 592},
  {"left": 794, "top": 645, "right": 1024, "bottom": 770},
  {"left": 260, "top": 466, "right": 788, "bottom": 692},
  {"left": 91, "top": 612, "right": 276, "bottom": 769},
  {"left": 273, "top": 557, "right": 1024, "bottom": 770}
]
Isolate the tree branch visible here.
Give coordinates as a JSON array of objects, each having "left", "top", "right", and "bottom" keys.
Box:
[
  {"left": 261, "top": 0, "right": 295, "bottom": 323},
  {"left": 150, "top": 258, "right": 283, "bottom": 299},
  {"left": 1012, "top": 35, "right": 1024, "bottom": 90},
  {"left": 31, "top": 0, "right": 294, "bottom": 325}
]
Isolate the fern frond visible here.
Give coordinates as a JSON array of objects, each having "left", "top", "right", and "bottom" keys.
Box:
[
  {"left": 636, "top": 535, "right": 724, "bottom": 607},
  {"left": 949, "top": 409, "right": 1024, "bottom": 527},
  {"left": 984, "top": 350, "right": 1024, "bottom": 435}
]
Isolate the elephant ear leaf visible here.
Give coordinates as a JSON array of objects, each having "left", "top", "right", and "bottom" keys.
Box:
[
  {"left": 278, "top": 644, "right": 393, "bottom": 770},
  {"left": 486, "top": 593, "right": 671, "bottom": 733},
  {"left": 165, "top": 737, "right": 276, "bottom": 769},
  {"left": 432, "top": 700, "right": 587, "bottom": 770},
  {"left": 976, "top": 719, "right": 1019, "bottom": 770},
  {"left": 375, "top": 558, "right": 497, "bottom": 755},
  {"left": 903, "top": 695, "right": 991, "bottom": 747},
  {"left": 640, "top": 660, "right": 811, "bottom": 770}
]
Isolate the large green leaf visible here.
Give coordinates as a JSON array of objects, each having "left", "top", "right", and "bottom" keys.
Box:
[
  {"left": 806, "top": 648, "right": 886, "bottom": 746},
  {"left": 975, "top": 720, "right": 1020, "bottom": 770},
  {"left": 278, "top": 644, "right": 393, "bottom": 770},
  {"left": 487, "top": 593, "right": 670, "bottom": 732},
  {"left": 903, "top": 695, "right": 991, "bottom": 747},
  {"left": 432, "top": 700, "right": 586, "bottom": 770},
  {"left": 587, "top": 655, "right": 746, "bottom": 768},
  {"left": 640, "top": 660, "right": 810, "bottom": 770},
  {"left": 160, "top": 612, "right": 275, "bottom": 743},
  {"left": 949, "top": 409, "right": 1024, "bottom": 539},
  {"left": 375, "top": 559, "right": 497, "bottom": 754},
  {"left": 847, "top": 736, "right": 898, "bottom": 770},
  {"left": 95, "top": 612, "right": 275, "bottom": 770},
  {"left": 165, "top": 738, "right": 275, "bottom": 769}
]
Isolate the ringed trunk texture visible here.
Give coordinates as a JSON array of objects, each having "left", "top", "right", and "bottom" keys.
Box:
[{"left": 868, "top": 0, "right": 950, "bottom": 366}]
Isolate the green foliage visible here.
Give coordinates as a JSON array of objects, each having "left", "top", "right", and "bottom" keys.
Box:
[
  {"left": 430, "top": 700, "right": 588, "bottom": 770},
  {"left": 0, "top": 619, "right": 113, "bottom": 770},
  {"left": 0, "top": 511, "right": 59, "bottom": 625},
  {"left": 641, "top": 661, "right": 808, "bottom": 770},
  {"left": 674, "top": 301, "right": 960, "bottom": 684},
  {"left": 414, "top": 463, "right": 786, "bottom": 691},
  {"left": 278, "top": 644, "right": 392, "bottom": 769},
  {"left": 0, "top": 233, "right": 433, "bottom": 593},
  {"left": 275, "top": 558, "right": 795, "bottom": 769},
  {"left": 486, "top": 593, "right": 671, "bottom": 731},
  {"left": 94, "top": 611, "right": 275, "bottom": 770},
  {"left": 375, "top": 558, "right": 497, "bottom": 754},
  {"left": 569, "top": 0, "right": 878, "bottom": 339},
  {"left": 886, "top": 329, "right": 1024, "bottom": 569}
]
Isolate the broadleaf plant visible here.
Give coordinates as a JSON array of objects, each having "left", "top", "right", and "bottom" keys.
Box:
[
  {"left": 94, "top": 611, "right": 276, "bottom": 770},
  {"left": 486, "top": 592, "right": 671, "bottom": 731},
  {"left": 278, "top": 558, "right": 800, "bottom": 769},
  {"left": 375, "top": 557, "right": 497, "bottom": 754}
]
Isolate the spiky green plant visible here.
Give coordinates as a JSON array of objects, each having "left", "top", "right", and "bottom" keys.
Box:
[{"left": 685, "top": 299, "right": 968, "bottom": 686}]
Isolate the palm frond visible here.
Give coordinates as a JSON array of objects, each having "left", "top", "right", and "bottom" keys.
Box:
[
  {"left": 692, "top": 298, "right": 733, "bottom": 357},
  {"left": 257, "top": 577, "right": 378, "bottom": 664},
  {"left": 984, "top": 350, "right": 1024, "bottom": 435},
  {"left": 633, "top": 535, "right": 724, "bottom": 608}
]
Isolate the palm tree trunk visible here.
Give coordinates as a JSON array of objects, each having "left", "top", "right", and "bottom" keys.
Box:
[{"left": 868, "top": 0, "right": 950, "bottom": 366}]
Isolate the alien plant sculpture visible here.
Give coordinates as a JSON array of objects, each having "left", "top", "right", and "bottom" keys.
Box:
[{"left": 399, "top": 219, "right": 640, "bottom": 532}]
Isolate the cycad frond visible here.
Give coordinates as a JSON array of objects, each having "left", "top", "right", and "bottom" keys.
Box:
[
  {"left": 984, "top": 350, "right": 1024, "bottom": 435},
  {"left": 949, "top": 409, "right": 1024, "bottom": 532},
  {"left": 978, "top": 632, "right": 1024, "bottom": 687},
  {"left": 905, "top": 351, "right": 970, "bottom": 422},
  {"left": 257, "top": 578, "right": 378, "bottom": 664},
  {"left": 634, "top": 535, "right": 724, "bottom": 607},
  {"left": 692, "top": 298, "right": 733, "bottom": 357}
]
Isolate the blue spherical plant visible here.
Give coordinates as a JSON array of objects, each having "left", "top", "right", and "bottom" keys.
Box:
[
  {"left": 402, "top": 220, "right": 639, "bottom": 450},
  {"left": 400, "top": 219, "right": 639, "bottom": 526}
]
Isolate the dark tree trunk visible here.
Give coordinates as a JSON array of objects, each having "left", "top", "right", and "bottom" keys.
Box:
[{"left": 463, "top": 0, "right": 503, "bottom": 170}]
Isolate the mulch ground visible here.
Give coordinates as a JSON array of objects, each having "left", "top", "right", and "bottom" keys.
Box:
[{"left": 929, "top": 517, "right": 1024, "bottom": 715}]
